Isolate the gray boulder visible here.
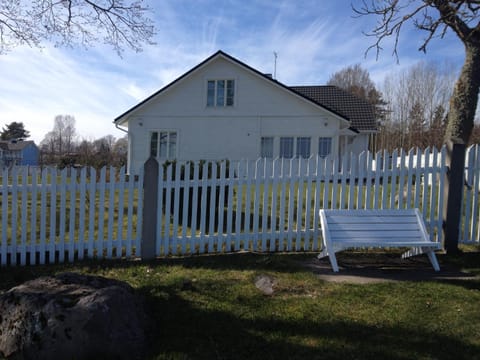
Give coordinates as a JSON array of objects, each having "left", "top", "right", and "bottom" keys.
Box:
[
  {"left": 254, "top": 274, "right": 276, "bottom": 295},
  {"left": 0, "top": 272, "right": 147, "bottom": 360}
]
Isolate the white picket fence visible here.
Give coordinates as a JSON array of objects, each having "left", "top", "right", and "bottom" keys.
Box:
[
  {"left": 0, "top": 145, "right": 479, "bottom": 266},
  {"left": 151, "top": 146, "right": 448, "bottom": 257},
  {"left": 0, "top": 167, "right": 143, "bottom": 266}
]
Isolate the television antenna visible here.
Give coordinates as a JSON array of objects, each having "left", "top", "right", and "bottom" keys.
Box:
[{"left": 273, "top": 51, "right": 278, "bottom": 79}]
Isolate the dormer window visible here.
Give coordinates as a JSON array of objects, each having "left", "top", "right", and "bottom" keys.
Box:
[{"left": 207, "top": 79, "right": 234, "bottom": 107}]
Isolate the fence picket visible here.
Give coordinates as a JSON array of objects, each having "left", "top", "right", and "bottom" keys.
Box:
[
  {"left": 234, "top": 161, "right": 244, "bottom": 251},
  {"left": 1, "top": 169, "right": 8, "bottom": 266},
  {"left": 78, "top": 168, "right": 87, "bottom": 260},
  {"left": 405, "top": 148, "right": 415, "bottom": 208},
  {"left": 10, "top": 167, "right": 18, "bottom": 265},
  {"left": 471, "top": 145, "right": 480, "bottom": 242},
  {"left": 87, "top": 168, "right": 96, "bottom": 258},
  {"left": 437, "top": 146, "right": 447, "bottom": 243},
  {"left": 30, "top": 168, "right": 38, "bottom": 265},
  {"left": 226, "top": 165, "right": 235, "bottom": 251},
  {"left": 286, "top": 160, "right": 295, "bottom": 251},
  {"left": 397, "top": 150, "right": 406, "bottom": 209},
  {"left": 357, "top": 152, "right": 366, "bottom": 209},
  {"left": 116, "top": 167, "right": 126, "bottom": 258},
  {"left": 429, "top": 148, "right": 439, "bottom": 238},
  {"left": 190, "top": 163, "right": 199, "bottom": 253},
  {"left": 68, "top": 168, "right": 77, "bottom": 262},
  {"left": 164, "top": 165, "right": 173, "bottom": 255},
  {"left": 135, "top": 169, "right": 144, "bottom": 256},
  {"left": 20, "top": 167, "right": 28, "bottom": 265}
]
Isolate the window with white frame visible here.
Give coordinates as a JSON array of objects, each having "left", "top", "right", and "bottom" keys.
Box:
[
  {"left": 150, "top": 131, "right": 177, "bottom": 159},
  {"left": 207, "top": 79, "right": 235, "bottom": 107},
  {"left": 296, "top": 137, "right": 311, "bottom": 159},
  {"left": 318, "top": 137, "right": 332, "bottom": 158},
  {"left": 280, "top": 137, "right": 294, "bottom": 158},
  {"left": 260, "top": 137, "right": 274, "bottom": 158}
]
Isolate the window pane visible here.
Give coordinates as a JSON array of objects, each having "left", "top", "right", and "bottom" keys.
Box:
[
  {"left": 296, "top": 137, "right": 311, "bottom": 159},
  {"left": 159, "top": 132, "right": 168, "bottom": 158},
  {"left": 260, "top": 137, "right": 273, "bottom": 158},
  {"left": 226, "top": 80, "right": 234, "bottom": 106},
  {"left": 280, "top": 137, "right": 294, "bottom": 158},
  {"left": 150, "top": 132, "right": 158, "bottom": 157},
  {"left": 168, "top": 132, "right": 177, "bottom": 159},
  {"left": 318, "top": 137, "right": 332, "bottom": 158},
  {"left": 207, "top": 81, "right": 215, "bottom": 107},
  {"left": 216, "top": 80, "right": 225, "bottom": 106}
]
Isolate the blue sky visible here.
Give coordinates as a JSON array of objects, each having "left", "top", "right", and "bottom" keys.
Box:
[{"left": 0, "top": 0, "right": 465, "bottom": 144}]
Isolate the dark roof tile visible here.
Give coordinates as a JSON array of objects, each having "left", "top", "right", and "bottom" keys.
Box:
[{"left": 290, "top": 85, "right": 377, "bottom": 132}]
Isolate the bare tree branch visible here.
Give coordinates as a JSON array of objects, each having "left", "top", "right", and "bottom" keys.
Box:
[{"left": 0, "top": 0, "right": 155, "bottom": 55}]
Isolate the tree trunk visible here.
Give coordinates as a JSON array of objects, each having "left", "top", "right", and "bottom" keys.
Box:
[
  {"left": 444, "top": 44, "right": 480, "bottom": 144},
  {"left": 443, "top": 43, "right": 480, "bottom": 254}
]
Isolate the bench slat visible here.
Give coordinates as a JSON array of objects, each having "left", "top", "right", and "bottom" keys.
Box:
[
  {"left": 329, "top": 223, "right": 421, "bottom": 231},
  {"left": 331, "top": 241, "right": 441, "bottom": 248},
  {"left": 330, "top": 232, "right": 425, "bottom": 240}
]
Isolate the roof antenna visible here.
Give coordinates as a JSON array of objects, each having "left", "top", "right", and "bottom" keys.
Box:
[{"left": 273, "top": 51, "right": 278, "bottom": 80}]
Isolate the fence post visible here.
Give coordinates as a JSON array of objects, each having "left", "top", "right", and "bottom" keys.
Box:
[
  {"left": 443, "top": 141, "right": 466, "bottom": 254},
  {"left": 141, "top": 157, "right": 159, "bottom": 260}
]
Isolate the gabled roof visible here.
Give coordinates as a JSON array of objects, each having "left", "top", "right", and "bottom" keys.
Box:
[
  {"left": 290, "top": 86, "right": 378, "bottom": 132},
  {"left": 0, "top": 140, "right": 37, "bottom": 151},
  {"left": 114, "top": 50, "right": 350, "bottom": 126}
]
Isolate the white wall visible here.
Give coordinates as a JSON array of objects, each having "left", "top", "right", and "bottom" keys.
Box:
[{"left": 124, "top": 56, "right": 348, "bottom": 174}]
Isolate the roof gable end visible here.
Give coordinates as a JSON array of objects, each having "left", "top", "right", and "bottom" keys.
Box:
[{"left": 114, "top": 51, "right": 350, "bottom": 125}]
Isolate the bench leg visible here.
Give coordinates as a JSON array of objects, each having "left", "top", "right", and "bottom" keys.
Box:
[
  {"left": 318, "top": 248, "right": 340, "bottom": 272},
  {"left": 426, "top": 250, "right": 441, "bottom": 272},
  {"left": 329, "top": 252, "right": 340, "bottom": 272},
  {"left": 403, "top": 247, "right": 440, "bottom": 272}
]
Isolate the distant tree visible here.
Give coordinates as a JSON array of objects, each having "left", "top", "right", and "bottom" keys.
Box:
[
  {"left": 40, "top": 115, "right": 77, "bottom": 165},
  {"left": 93, "top": 135, "right": 116, "bottom": 168},
  {"left": 407, "top": 102, "right": 427, "bottom": 148},
  {"left": 381, "top": 61, "right": 454, "bottom": 149},
  {"left": 0, "top": 0, "right": 155, "bottom": 55},
  {"left": 327, "top": 63, "right": 382, "bottom": 104},
  {"left": 70, "top": 135, "right": 127, "bottom": 168},
  {"left": 327, "top": 63, "right": 386, "bottom": 151},
  {"left": 0, "top": 121, "right": 30, "bottom": 140},
  {"left": 112, "top": 136, "right": 128, "bottom": 167},
  {"left": 76, "top": 138, "right": 96, "bottom": 167},
  {"left": 427, "top": 105, "right": 448, "bottom": 149}
]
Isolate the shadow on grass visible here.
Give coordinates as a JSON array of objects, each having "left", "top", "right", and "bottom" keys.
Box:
[
  {"left": 3, "top": 250, "right": 480, "bottom": 291},
  {"left": 2, "top": 252, "right": 480, "bottom": 359},
  {"left": 140, "top": 282, "right": 480, "bottom": 360}
]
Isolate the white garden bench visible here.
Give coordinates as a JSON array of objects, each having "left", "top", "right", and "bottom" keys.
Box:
[{"left": 318, "top": 209, "right": 441, "bottom": 272}]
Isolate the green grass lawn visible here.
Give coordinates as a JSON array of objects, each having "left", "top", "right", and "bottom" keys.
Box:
[{"left": 1, "top": 247, "right": 480, "bottom": 360}]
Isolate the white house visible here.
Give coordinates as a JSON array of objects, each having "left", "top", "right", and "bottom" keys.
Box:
[{"left": 114, "top": 51, "right": 377, "bottom": 174}]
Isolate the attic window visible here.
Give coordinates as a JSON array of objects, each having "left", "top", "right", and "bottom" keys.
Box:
[{"left": 207, "top": 80, "right": 234, "bottom": 107}]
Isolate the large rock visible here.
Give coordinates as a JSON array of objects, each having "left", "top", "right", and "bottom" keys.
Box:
[{"left": 0, "top": 272, "right": 147, "bottom": 360}]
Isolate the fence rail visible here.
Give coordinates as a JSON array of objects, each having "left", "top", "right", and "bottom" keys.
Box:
[{"left": 0, "top": 145, "right": 479, "bottom": 266}]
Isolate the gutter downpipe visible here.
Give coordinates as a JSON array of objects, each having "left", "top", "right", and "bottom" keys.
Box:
[{"left": 115, "top": 122, "right": 128, "bottom": 134}]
